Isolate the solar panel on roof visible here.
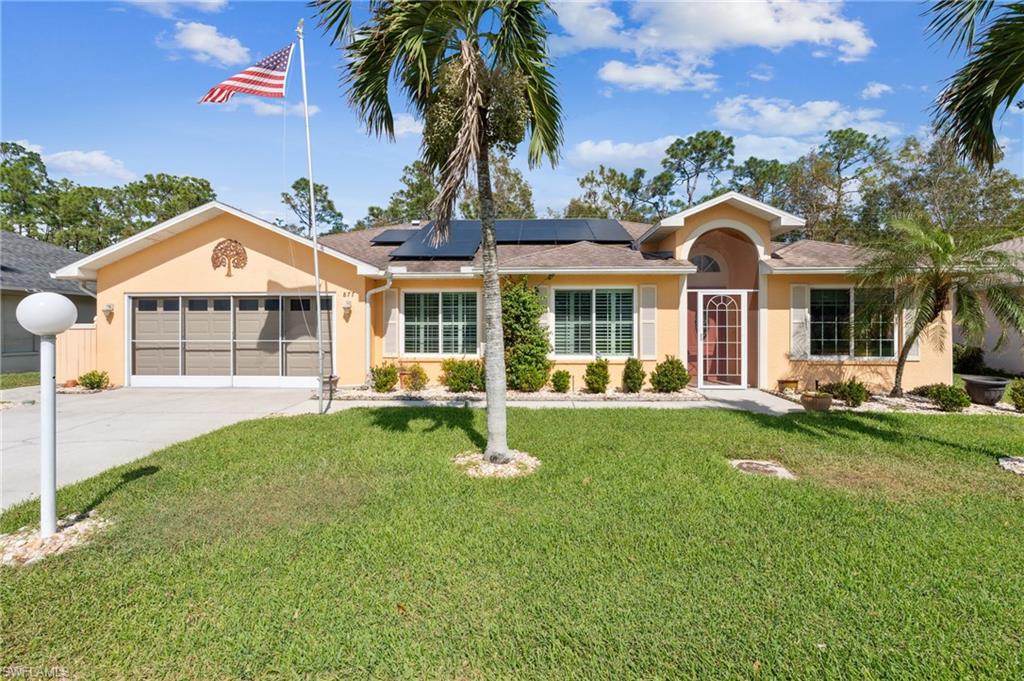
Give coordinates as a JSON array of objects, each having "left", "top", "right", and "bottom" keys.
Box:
[
  {"left": 389, "top": 221, "right": 481, "bottom": 259},
  {"left": 370, "top": 229, "right": 417, "bottom": 245}
]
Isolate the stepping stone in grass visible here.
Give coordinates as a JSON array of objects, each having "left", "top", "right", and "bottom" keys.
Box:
[
  {"left": 998, "top": 457, "right": 1024, "bottom": 476},
  {"left": 729, "top": 459, "right": 797, "bottom": 480}
]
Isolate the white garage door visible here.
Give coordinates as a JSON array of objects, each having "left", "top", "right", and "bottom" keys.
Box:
[{"left": 129, "top": 294, "right": 333, "bottom": 387}]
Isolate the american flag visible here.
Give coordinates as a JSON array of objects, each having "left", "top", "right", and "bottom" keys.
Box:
[{"left": 199, "top": 44, "right": 294, "bottom": 104}]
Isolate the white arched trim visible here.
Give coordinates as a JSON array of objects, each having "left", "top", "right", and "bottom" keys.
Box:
[{"left": 680, "top": 219, "right": 767, "bottom": 262}]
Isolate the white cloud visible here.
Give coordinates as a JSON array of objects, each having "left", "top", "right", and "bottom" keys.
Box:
[
  {"left": 393, "top": 113, "right": 424, "bottom": 138},
  {"left": 221, "top": 96, "right": 318, "bottom": 117},
  {"left": 598, "top": 60, "right": 716, "bottom": 93},
  {"left": 860, "top": 81, "right": 893, "bottom": 100},
  {"left": 713, "top": 95, "right": 900, "bottom": 137},
  {"left": 165, "top": 21, "right": 249, "bottom": 66},
  {"left": 13, "top": 139, "right": 44, "bottom": 154},
  {"left": 733, "top": 134, "right": 816, "bottom": 163},
  {"left": 749, "top": 64, "right": 774, "bottom": 82},
  {"left": 570, "top": 135, "right": 679, "bottom": 167},
  {"left": 552, "top": 1, "right": 874, "bottom": 92},
  {"left": 126, "top": 1, "right": 227, "bottom": 19},
  {"left": 46, "top": 150, "right": 136, "bottom": 182}
]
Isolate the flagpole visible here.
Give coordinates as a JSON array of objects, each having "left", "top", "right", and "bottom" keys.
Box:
[{"left": 297, "top": 18, "right": 325, "bottom": 415}]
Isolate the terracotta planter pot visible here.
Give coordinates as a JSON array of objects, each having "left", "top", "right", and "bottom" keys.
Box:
[{"left": 800, "top": 393, "right": 832, "bottom": 412}]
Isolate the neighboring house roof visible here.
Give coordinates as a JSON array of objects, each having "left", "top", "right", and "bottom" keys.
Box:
[
  {"left": 0, "top": 231, "right": 94, "bottom": 296},
  {"left": 320, "top": 224, "right": 694, "bottom": 277},
  {"left": 766, "top": 239, "right": 873, "bottom": 272},
  {"left": 53, "top": 201, "right": 385, "bottom": 281},
  {"left": 639, "top": 191, "right": 805, "bottom": 245}
]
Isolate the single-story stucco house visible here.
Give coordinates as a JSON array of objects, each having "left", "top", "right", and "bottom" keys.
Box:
[
  {"left": 1, "top": 231, "right": 96, "bottom": 373},
  {"left": 50, "top": 192, "right": 952, "bottom": 392},
  {"left": 953, "top": 236, "right": 1024, "bottom": 376}
]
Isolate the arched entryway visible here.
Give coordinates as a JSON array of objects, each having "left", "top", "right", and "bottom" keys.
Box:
[{"left": 684, "top": 224, "right": 762, "bottom": 389}]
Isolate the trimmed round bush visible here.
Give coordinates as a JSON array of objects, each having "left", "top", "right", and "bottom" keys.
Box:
[
  {"left": 78, "top": 370, "right": 109, "bottom": 390},
  {"left": 650, "top": 356, "right": 690, "bottom": 393},
  {"left": 584, "top": 359, "right": 610, "bottom": 394},
  {"left": 622, "top": 357, "right": 645, "bottom": 393},
  {"left": 405, "top": 363, "right": 428, "bottom": 391},
  {"left": 1007, "top": 379, "right": 1024, "bottom": 412},
  {"left": 908, "top": 383, "right": 942, "bottom": 398},
  {"left": 929, "top": 384, "right": 971, "bottom": 412},
  {"left": 441, "top": 358, "right": 484, "bottom": 393},
  {"left": 551, "top": 370, "right": 571, "bottom": 393},
  {"left": 820, "top": 378, "right": 869, "bottom": 407},
  {"left": 371, "top": 363, "right": 399, "bottom": 392}
]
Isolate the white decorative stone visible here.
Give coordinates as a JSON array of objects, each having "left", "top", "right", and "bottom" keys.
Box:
[
  {"left": 0, "top": 512, "right": 112, "bottom": 567},
  {"left": 453, "top": 450, "right": 541, "bottom": 478},
  {"left": 998, "top": 457, "right": 1024, "bottom": 476},
  {"left": 729, "top": 459, "right": 797, "bottom": 480}
]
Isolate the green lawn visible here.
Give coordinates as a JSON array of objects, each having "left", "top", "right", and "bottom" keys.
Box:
[
  {"left": 3, "top": 408, "right": 1024, "bottom": 679},
  {"left": 0, "top": 371, "right": 39, "bottom": 390}
]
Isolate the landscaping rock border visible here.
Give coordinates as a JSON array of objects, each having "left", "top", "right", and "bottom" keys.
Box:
[
  {"left": 326, "top": 387, "right": 705, "bottom": 403},
  {"left": 770, "top": 391, "right": 1021, "bottom": 416},
  {"left": 998, "top": 457, "right": 1024, "bottom": 476},
  {"left": 453, "top": 450, "right": 541, "bottom": 478},
  {"left": 1, "top": 510, "right": 112, "bottom": 567}
]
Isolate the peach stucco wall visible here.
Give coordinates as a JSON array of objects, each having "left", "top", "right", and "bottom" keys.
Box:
[
  {"left": 373, "top": 273, "right": 684, "bottom": 388},
  {"left": 93, "top": 213, "right": 368, "bottom": 386},
  {"left": 764, "top": 274, "right": 953, "bottom": 392}
]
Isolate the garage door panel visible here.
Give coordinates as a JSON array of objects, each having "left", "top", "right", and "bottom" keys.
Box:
[
  {"left": 183, "top": 342, "right": 230, "bottom": 375},
  {"left": 133, "top": 298, "right": 180, "bottom": 340},
  {"left": 234, "top": 341, "right": 280, "bottom": 376},
  {"left": 133, "top": 342, "right": 180, "bottom": 375},
  {"left": 283, "top": 342, "right": 333, "bottom": 377}
]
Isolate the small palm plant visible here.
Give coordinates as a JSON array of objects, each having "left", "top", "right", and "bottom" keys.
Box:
[
  {"left": 314, "top": 0, "right": 563, "bottom": 462},
  {"left": 857, "top": 216, "right": 1024, "bottom": 396}
]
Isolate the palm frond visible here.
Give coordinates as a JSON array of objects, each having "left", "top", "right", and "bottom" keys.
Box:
[
  {"left": 927, "top": 0, "right": 997, "bottom": 51},
  {"left": 933, "top": 3, "right": 1024, "bottom": 168},
  {"left": 953, "top": 285, "right": 987, "bottom": 344},
  {"left": 985, "top": 284, "right": 1024, "bottom": 349}
]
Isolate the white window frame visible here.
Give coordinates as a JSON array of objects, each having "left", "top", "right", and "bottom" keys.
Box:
[
  {"left": 550, "top": 286, "right": 638, "bottom": 360},
  {"left": 399, "top": 289, "right": 481, "bottom": 358},
  {"left": 807, "top": 285, "right": 898, "bottom": 361}
]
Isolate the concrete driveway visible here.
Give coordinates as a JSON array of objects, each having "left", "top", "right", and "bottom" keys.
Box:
[{"left": 1, "top": 388, "right": 310, "bottom": 510}]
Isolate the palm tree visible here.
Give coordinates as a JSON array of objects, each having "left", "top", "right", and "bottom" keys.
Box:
[
  {"left": 314, "top": 0, "right": 562, "bottom": 463},
  {"left": 928, "top": 1, "right": 1024, "bottom": 168},
  {"left": 857, "top": 217, "right": 1024, "bottom": 396}
]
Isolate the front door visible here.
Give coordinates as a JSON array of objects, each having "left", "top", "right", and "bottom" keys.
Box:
[{"left": 697, "top": 291, "right": 747, "bottom": 389}]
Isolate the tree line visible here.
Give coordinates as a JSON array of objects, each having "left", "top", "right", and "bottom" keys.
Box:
[{"left": 1, "top": 142, "right": 216, "bottom": 253}]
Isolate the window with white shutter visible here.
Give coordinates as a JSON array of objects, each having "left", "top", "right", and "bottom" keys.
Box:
[
  {"left": 639, "top": 285, "right": 657, "bottom": 359},
  {"left": 790, "top": 284, "right": 809, "bottom": 359},
  {"left": 383, "top": 289, "right": 399, "bottom": 357}
]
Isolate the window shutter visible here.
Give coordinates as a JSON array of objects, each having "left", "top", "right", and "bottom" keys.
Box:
[
  {"left": 790, "top": 284, "right": 810, "bottom": 359},
  {"left": 639, "top": 285, "right": 657, "bottom": 359},
  {"left": 383, "top": 289, "right": 399, "bottom": 357},
  {"left": 537, "top": 285, "right": 553, "bottom": 349},
  {"left": 903, "top": 307, "right": 920, "bottom": 360}
]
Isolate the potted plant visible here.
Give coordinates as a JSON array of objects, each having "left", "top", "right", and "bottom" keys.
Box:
[
  {"left": 959, "top": 374, "right": 1011, "bottom": 405},
  {"left": 800, "top": 391, "right": 833, "bottom": 412}
]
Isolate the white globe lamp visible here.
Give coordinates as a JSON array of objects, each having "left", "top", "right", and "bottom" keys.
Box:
[{"left": 16, "top": 292, "right": 79, "bottom": 538}]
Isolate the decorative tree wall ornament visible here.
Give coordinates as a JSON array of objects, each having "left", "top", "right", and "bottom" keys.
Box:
[{"left": 211, "top": 239, "right": 247, "bottom": 277}]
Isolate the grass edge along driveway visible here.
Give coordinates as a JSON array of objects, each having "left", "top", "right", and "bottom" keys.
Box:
[{"left": 2, "top": 407, "right": 1023, "bottom": 679}]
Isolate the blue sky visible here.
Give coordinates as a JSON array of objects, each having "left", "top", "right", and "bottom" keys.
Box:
[{"left": 3, "top": 1, "right": 1022, "bottom": 228}]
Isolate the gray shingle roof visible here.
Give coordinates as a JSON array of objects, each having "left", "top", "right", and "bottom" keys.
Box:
[
  {"left": 769, "top": 239, "right": 874, "bottom": 269},
  {"left": 0, "top": 232, "right": 94, "bottom": 295}
]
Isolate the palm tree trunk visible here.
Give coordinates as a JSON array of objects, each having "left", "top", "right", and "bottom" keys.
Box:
[
  {"left": 475, "top": 132, "right": 511, "bottom": 464},
  {"left": 891, "top": 323, "right": 928, "bottom": 397}
]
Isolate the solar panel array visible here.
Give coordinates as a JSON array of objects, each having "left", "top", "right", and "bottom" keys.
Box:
[
  {"left": 388, "top": 219, "right": 633, "bottom": 259},
  {"left": 369, "top": 229, "right": 417, "bottom": 245}
]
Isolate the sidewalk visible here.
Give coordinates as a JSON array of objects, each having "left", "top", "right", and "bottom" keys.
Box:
[{"left": 275, "top": 388, "right": 801, "bottom": 417}]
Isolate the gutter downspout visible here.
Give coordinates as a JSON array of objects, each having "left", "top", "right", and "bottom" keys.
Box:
[
  {"left": 364, "top": 271, "right": 393, "bottom": 384},
  {"left": 76, "top": 282, "right": 96, "bottom": 298}
]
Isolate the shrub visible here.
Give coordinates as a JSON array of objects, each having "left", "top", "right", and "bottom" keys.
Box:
[
  {"left": 441, "top": 358, "right": 485, "bottom": 393},
  {"left": 404, "top": 363, "right": 428, "bottom": 391},
  {"left": 953, "top": 344, "right": 986, "bottom": 374},
  {"left": 77, "top": 370, "right": 109, "bottom": 390},
  {"left": 1008, "top": 379, "right": 1024, "bottom": 412},
  {"left": 650, "top": 356, "right": 690, "bottom": 393},
  {"left": 370, "top": 363, "right": 399, "bottom": 392},
  {"left": 502, "top": 278, "right": 552, "bottom": 392},
  {"left": 928, "top": 383, "right": 971, "bottom": 412},
  {"left": 908, "top": 383, "right": 942, "bottom": 398},
  {"left": 819, "top": 378, "right": 870, "bottom": 407},
  {"left": 621, "top": 358, "right": 645, "bottom": 393},
  {"left": 584, "top": 359, "right": 610, "bottom": 394},
  {"left": 551, "top": 370, "right": 571, "bottom": 393}
]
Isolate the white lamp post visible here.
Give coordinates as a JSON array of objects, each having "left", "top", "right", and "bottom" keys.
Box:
[{"left": 16, "top": 292, "right": 78, "bottom": 538}]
